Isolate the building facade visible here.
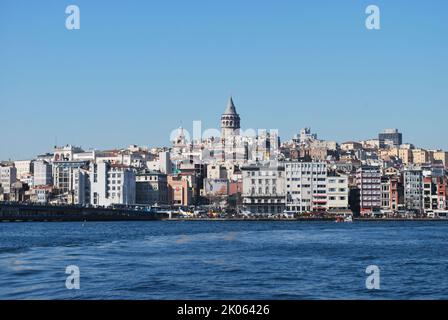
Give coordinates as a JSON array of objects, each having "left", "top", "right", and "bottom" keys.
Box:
[
  {"left": 284, "top": 161, "right": 327, "bottom": 213},
  {"left": 403, "top": 168, "right": 423, "bottom": 214},
  {"left": 34, "top": 160, "right": 52, "bottom": 186},
  {"left": 135, "top": 170, "right": 168, "bottom": 205},
  {"left": 0, "top": 165, "right": 17, "bottom": 194},
  {"left": 356, "top": 165, "right": 382, "bottom": 215},
  {"left": 241, "top": 163, "right": 285, "bottom": 214},
  {"left": 90, "top": 162, "right": 136, "bottom": 207}
]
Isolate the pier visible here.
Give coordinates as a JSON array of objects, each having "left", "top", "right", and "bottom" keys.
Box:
[{"left": 0, "top": 203, "right": 168, "bottom": 222}]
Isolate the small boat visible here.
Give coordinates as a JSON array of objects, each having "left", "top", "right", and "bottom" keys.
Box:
[{"left": 336, "top": 215, "right": 353, "bottom": 223}]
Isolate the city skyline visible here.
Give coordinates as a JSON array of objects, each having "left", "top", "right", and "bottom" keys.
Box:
[
  {"left": 1, "top": 1, "right": 448, "bottom": 160},
  {"left": 0, "top": 95, "right": 446, "bottom": 161}
]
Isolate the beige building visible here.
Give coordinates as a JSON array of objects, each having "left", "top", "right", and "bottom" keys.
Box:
[
  {"left": 412, "top": 149, "right": 430, "bottom": 165},
  {"left": 399, "top": 148, "right": 413, "bottom": 165},
  {"left": 431, "top": 150, "right": 448, "bottom": 168}
]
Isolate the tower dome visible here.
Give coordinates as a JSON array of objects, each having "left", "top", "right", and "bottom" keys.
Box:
[{"left": 221, "top": 96, "right": 240, "bottom": 138}]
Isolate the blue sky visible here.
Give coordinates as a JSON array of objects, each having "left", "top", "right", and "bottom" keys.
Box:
[{"left": 0, "top": 0, "right": 447, "bottom": 160}]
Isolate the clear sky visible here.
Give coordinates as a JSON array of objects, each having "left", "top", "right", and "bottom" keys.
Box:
[{"left": 0, "top": 0, "right": 447, "bottom": 160}]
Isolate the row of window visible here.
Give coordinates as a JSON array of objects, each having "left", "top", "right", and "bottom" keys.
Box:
[
  {"left": 247, "top": 171, "right": 281, "bottom": 177},
  {"left": 286, "top": 171, "right": 326, "bottom": 176},
  {"left": 287, "top": 177, "right": 326, "bottom": 182},
  {"left": 328, "top": 196, "right": 347, "bottom": 201},
  {"left": 250, "top": 179, "right": 277, "bottom": 185}
]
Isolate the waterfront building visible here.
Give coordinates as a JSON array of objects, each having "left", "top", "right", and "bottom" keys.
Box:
[
  {"left": 167, "top": 174, "right": 193, "bottom": 206},
  {"left": 52, "top": 161, "right": 87, "bottom": 194},
  {"left": 284, "top": 161, "right": 327, "bottom": 213},
  {"left": 73, "top": 168, "right": 90, "bottom": 205},
  {"left": 135, "top": 170, "right": 168, "bottom": 205},
  {"left": 356, "top": 165, "right": 382, "bottom": 215},
  {"left": 90, "top": 162, "right": 136, "bottom": 207},
  {"left": 9, "top": 181, "right": 28, "bottom": 202},
  {"left": 403, "top": 167, "right": 423, "bottom": 214},
  {"left": 34, "top": 160, "right": 52, "bottom": 186},
  {"left": 0, "top": 165, "right": 17, "bottom": 194},
  {"left": 30, "top": 185, "right": 53, "bottom": 204},
  {"left": 241, "top": 163, "right": 286, "bottom": 214},
  {"left": 381, "top": 175, "right": 403, "bottom": 212},
  {"left": 326, "top": 172, "right": 349, "bottom": 211},
  {"left": 423, "top": 175, "right": 447, "bottom": 213}
]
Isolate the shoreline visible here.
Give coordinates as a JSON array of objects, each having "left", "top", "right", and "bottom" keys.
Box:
[{"left": 1, "top": 203, "right": 447, "bottom": 223}]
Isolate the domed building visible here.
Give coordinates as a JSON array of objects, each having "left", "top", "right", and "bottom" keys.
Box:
[{"left": 221, "top": 97, "right": 240, "bottom": 138}]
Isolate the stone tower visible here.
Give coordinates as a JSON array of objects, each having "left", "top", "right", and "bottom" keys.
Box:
[{"left": 220, "top": 96, "right": 240, "bottom": 138}]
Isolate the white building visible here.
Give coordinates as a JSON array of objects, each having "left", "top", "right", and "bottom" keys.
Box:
[
  {"left": 73, "top": 168, "right": 90, "bottom": 205},
  {"left": 53, "top": 145, "right": 84, "bottom": 162},
  {"left": 34, "top": 160, "right": 52, "bottom": 186},
  {"left": 326, "top": 172, "right": 349, "bottom": 210},
  {"left": 0, "top": 165, "right": 17, "bottom": 194},
  {"left": 404, "top": 167, "right": 423, "bottom": 214},
  {"left": 90, "top": 162, "right": 136, "bottom": 207},
  {"left": 241, "top": 163, "right": 286, "bottom": 214},
  {"left": 284, "top": 161, "right": 327, "bottom": 213},
  {"left": 14, "top": 160, "right": 32, "bottom": 179},
  {"left": 159, "top": 151, "right": 172, "bottom": 174}
]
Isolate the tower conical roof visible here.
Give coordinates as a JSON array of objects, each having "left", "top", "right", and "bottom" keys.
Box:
[{"left": 223, "top": 96, "right": 238, "bottom": 115}]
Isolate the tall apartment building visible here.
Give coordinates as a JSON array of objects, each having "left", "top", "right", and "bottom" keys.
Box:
[
  {"left": 403, "top": 168, "right": 423, "bottom": 214},
  {"left": 0, "top": 165, "right": 17, "bottom": 194},
  {"left": 356, "top": 165, "right": 381, "bottom": 215},
  {"left": 284, "top": 161, "right": 327, "bottom": 213},
  {"left": 90, "top": 162, "right": 136, "bottom": 206},
  {"left": 381, "top": 175, "right": 403, "bottom": 212},
  {"left": 241, "top": 163, "right": 285, "bottom": 214},
  {"left": 53, "top": 161, "right": 87, "bottom": 193},
  {"left": 34, "top": 160, "right": 52, "bottom": 186},
  {"left": 378, "top": 129, "right": 402, "bottom": 148},
  {"left": 423, "top": 175, "right": 447, "bottom": 213},
  {"left": 73, "top": 168, "right": 90, "bottom": 205},
  {"left": 52, "top": 161, "right": 90, "bottom": 204}
]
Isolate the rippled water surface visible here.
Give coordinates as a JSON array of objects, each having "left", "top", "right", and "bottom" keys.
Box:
[{"left": 1, "top": 221, "right": 447, "bottom": 299}]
